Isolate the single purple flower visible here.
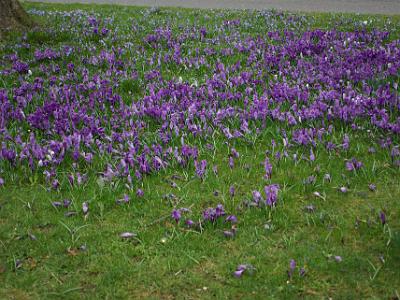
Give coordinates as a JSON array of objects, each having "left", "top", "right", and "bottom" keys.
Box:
[
  {"left": 82, "top": 202, "right": 89, "bottom": 215},
  {"left": 290, "top": 259, "right": 296, "bottom": 270},
  {"left": 229, "top": 185, "right": 235, "bottom": 197},
  {"left": 52, "top": 201, "right": 62, "bottom": 207},
  {"left": 252, "top": 190, "right": 262, "bottom": 204},
  {"left": 185, "top": 219, "right": 195, "bottom": 228},
  {"left": 264, "top": 157, "right": 272, "bottom": 179},
  {"left": 288, "top": 259, "right": 296, "bottom": 279},
  {"left": 379, "top": 211, "right": 386, "bottom": 225},
  {"left": 67, "top": 174, "right": 74, "bottom": 186},
  {"left": 63, "top": 199, "right": 71, "bottom": 208},
  {"left": 101, "top": 28, "right": 109, "bottom": 36},
  {"left": 136, "top": 189, "right": 144, "bottom": 197},
  {"left": 171, "top": 209, "right": 181, "bottom": 223},
  {"left": 231, "top": 148, "right": 239, "bottom": 158},
  {"left": 309, "top": 148, "right": 315, "bottom": 162},
  {"left": 52, "top": 179, "right": 60, "bottom": 190},
  {"left": 233, "top": 264, "right": 249, "bottom": 278},
  {"left": 368, "top": 184, "right": 376, "bottom": 191},
  {"left": 233, "top": 268, "right": 245, "bottom": 278},
  {"left": 229, "top": 156, "right": 234, "bottom": 169},
  {"left": 225, "top": 215, "right": 238, "bottom": 224},
  {"left": 342, "top": 134, "right": 350, "bottom": 150},
  {"left": 391, "top": 147, "right": 400, "bottom": 159}
]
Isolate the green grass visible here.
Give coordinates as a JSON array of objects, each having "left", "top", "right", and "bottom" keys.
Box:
[{"left": 0, "top": 2, "right": 400, "bottom": 299}]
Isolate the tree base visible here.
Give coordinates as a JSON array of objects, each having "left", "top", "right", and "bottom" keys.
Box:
[{"left": 0, "top": 0, "right": 35, "bottom": 37}]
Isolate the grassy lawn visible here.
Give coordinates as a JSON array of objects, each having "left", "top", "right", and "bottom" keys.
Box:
[{"left": 0, "top": 2, "right": 400, "bottom": 299}]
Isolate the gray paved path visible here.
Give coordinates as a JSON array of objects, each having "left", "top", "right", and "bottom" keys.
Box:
[{"left": 28, "top": 0, "right": 400, "bottom": 15}]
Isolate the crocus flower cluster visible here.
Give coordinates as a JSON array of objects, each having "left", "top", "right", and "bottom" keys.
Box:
[
  {"left": 345, "top": 158, "right": 364, "bottom": 171},
  {"left": 0, "top": 7, "right": 398, "bottom": 196},
  {"left": 202, "top": 204, "right": 226, "bottom": 222}
]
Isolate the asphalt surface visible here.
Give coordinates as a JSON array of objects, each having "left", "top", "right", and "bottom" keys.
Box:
[{"left": 27, "top": 0, "right": 400, "bottom": 15}]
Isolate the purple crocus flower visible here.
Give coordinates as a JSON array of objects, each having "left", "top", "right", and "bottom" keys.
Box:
[
  {"left": 195, "top": 159, "right": 207, "bottom": 179},
  {"left": 229, "top": 156, "right": 234, "bottom": 169},
  {"left": 185, "top": 219, "right": 195, "bottom": 228},
  {"left": 171, "top": 209, "right": 181, "bottom": 223},
  {"left": 346, "top": 158, "right": 363, "bottom": 171},
  {"left": 342, "top": 134, "right": 350, "bottom": 150},
  {"left": 264, "top": 157, "right": 272, "bottom": 179},
  {"left": 288, "top": 259, "right": 296, "bottom": 279},
  {"left": 290, "top": 259, "right": 296, "bottom": 270},
  {"left": 234, "top": 268, "right": 246, "bottom": 278},
  {"left": 379, "top": 211, "right": 386, "bottom": 225},
  {"left": 67, "top": 174, "right": 74, "bottom": 186},
  {"left": 309, "top": 148, "right": 315, "bottom": 162},
  {"left": 202, "top": 204, "right": 225, "bottom": 222},
  {"left": 82, "top": 202, "right": 89, "bottom": 215},
  {"left": 202, "top": 208, "right": 216, "bottom": 222},
  {"left": 252, "top": 190, "right": 262, "bottom": 204},
  {"left": 368, "top": 184, "right": 376, "bottom": 191},
  {"left": 231, "top": 148, "right": 239, "bottom": 158},
  {"left": 52, "top": 201, "right": 62, "bottom": 207},
  {"left": 215, "top": 204, "right": 225, "bottom": 217},
  {"left": 225, "top": 215, "right": 238, "bottom": 223},
  {"left": 264, "top": 184, "right": 279, "bottom": 206},
  {"left": 101, "top": 28, "right": 109, "bottom": 36},
  {"left": 391, "top": 146, "right": 400, "bottom": 159},
  {"left": 233, "top": 264, "right": 248, "bottom": 278},
  {"left": 136, "top": 189, "right": 144, "bottom": 197},
  {"left": 0, "top": 178, "right": 4, "bottom": 187},
  {"left": 52, "top": 179, "right": 60, "bottom": 190},
  {"left": 229, "top": 185, "right": 235, "bottom": 197},
  {"left": 345, "top": 161, "right": 355, "bottom": 171}
]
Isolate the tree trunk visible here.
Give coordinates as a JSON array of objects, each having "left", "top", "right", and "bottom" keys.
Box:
[{"left": 0, "top": 0, "right": 33, "bottom": 35}]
